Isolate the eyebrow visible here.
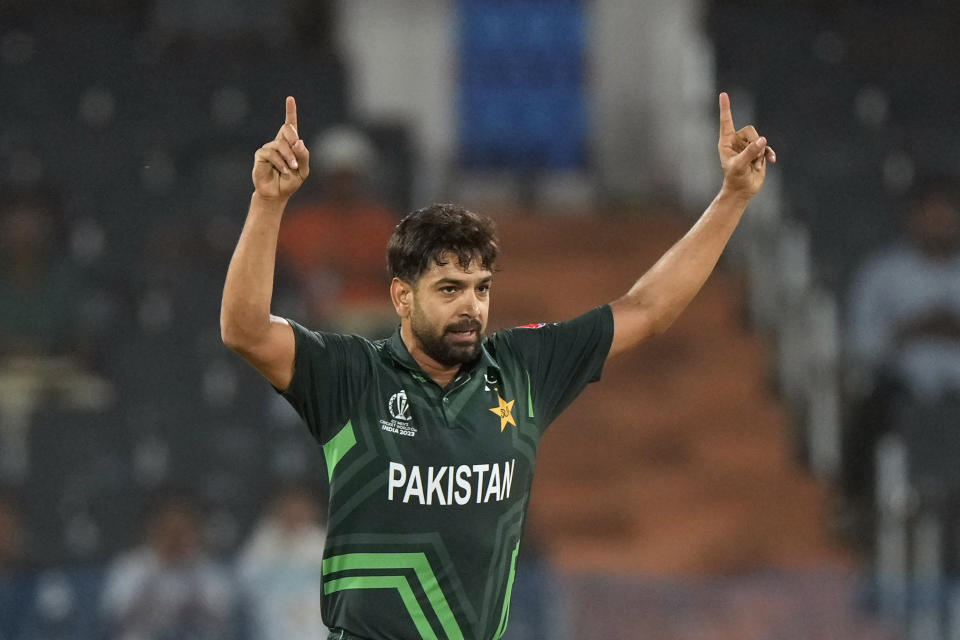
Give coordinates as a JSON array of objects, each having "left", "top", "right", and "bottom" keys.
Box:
[{"left": 434, "top": 276, "right": 493, "bottom": 287}]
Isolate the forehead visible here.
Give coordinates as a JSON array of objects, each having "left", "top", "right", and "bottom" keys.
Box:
[{"left": 419, "top": 252, "right": 492, "bottom": 285}]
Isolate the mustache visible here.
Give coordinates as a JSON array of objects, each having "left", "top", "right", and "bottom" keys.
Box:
[{"left": 445, "top": 319, "right": 482, "bottom": 333}]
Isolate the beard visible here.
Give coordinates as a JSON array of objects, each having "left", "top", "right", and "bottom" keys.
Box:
[{"left": 410, "top": 307, "right": 483, "bottom": 367}]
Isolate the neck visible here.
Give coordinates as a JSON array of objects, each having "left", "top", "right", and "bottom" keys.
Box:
[{"left": 400, "top": 323, "right": 461, "bottom": 387}]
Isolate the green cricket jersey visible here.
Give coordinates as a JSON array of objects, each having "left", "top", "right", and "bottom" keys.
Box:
[{"left": 279, "top": 305, "right": 614, "bottom": 640}]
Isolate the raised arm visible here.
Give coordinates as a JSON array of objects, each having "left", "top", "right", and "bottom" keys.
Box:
[
  {"left": 608, "top": 92, "right": 776, "bottom": 358},
  {"left": 220, "top": 96, "right": 310, "bottom": 389}
]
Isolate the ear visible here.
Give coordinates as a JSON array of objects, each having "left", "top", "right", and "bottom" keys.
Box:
[{"left": 390, "top": 278, "right": 413, "bottom": 318}]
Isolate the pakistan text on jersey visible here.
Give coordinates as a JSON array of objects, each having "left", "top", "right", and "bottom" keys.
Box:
[{"left": 387, "top": 460, "right": 516, "bottom": 506}]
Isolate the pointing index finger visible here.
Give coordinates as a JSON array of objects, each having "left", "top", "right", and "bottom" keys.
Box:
[
  {"left": 285, "top": 96, "right": 298, "bottom": 135},
  {"left": 718, "top": 92, "right": 735, "bottom": 137}
]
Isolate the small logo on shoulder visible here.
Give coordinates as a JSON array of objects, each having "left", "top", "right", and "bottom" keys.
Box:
[{"left": 389, "top": 390, "right": 412, "bottom": 421}]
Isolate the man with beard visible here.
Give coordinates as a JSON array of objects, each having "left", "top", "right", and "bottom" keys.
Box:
[{"left": 221, "top": 95, "right": 774, "bottom": 640}]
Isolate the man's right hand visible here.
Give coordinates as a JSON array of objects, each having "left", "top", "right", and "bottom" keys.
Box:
[{"left": 252, "top": 96, "right": 310, "bottom": 200}]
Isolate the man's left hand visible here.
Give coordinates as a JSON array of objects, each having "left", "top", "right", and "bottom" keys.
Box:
[{"left": 717, "top": 92, "right": 776, "bottom": 199}]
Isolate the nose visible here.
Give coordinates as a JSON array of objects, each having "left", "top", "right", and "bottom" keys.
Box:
[{"left": 460, "top": 289, "right": 481, "bottom": 317}]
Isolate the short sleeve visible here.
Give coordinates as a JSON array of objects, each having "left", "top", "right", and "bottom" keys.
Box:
[
  {"left": 279, "top": 319, "right": 374, "bottom": 444},
  {"left": 493, "top": 305, "right": 614, "bottom": 428}
]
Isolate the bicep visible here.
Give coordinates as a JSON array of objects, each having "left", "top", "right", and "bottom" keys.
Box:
[
  {"left": 233, "top": 315, "right": 296, "bottom": 390},
  {"left": 608, "top": 298, "right": 657, "bottom": 359}
]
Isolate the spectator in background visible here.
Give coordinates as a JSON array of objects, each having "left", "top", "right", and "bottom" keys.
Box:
[
  {"left": 0, "top": 190, "right": 96, "bottom": 483},
  {"left": 848, "top": 176, "right": 960, "bottom": 400},
  {"left": 0, "top": 190, "right": 80, "bottom": 358},
  {"left": 842, "top": 177, "right": 960, "bottom": 524},
  {"left": 277, "top": 126, "right": 397, "bottom": 337},
  {"left": 237, "top": 483, "right": 327, "bottom": 640},
  {"left": 0, "top": 488, "right": 35, "bottom": 640},
  {"left": 0, "top": 489, "right": 24, "bottom": 573},
  {"left": 100, "top": 490, "right": 235, "bottom": 640}
]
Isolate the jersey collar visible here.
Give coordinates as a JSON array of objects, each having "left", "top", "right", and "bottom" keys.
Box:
[{"left": 386, "top": 326, "right": 501, "bottom": 382}]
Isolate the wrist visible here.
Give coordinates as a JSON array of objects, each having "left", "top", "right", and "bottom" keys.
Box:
[
  {"left": 717, "top": 182, "right": 754, "bottom": 207},
  {"left": 251, "top": 191, "right": 290, "bottom": 213}
]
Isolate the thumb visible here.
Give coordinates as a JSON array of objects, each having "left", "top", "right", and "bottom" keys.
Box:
[{"left": 734, "top": 136, "right": 766, "bottom": 168}]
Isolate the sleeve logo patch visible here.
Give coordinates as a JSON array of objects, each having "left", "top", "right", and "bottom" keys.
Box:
[{"left": 517, "top": 323, "right": 546, "bottom": 329}]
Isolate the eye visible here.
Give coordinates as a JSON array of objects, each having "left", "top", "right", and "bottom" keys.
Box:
[
  {"left": 440, "top": 286, "right": 458, "bottom": 295},
  {"left": 477, "top": 283, "right": 491, "bottom": 294}
]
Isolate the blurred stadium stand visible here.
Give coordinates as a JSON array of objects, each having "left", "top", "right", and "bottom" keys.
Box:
[
  {"left": 709, "top": 0, "right": 960, "bottom": 292},
  {"left": 5, "top": 0, "right": 959, "bottom": 637},
  {"left": 709, "top": 1, "right": 960, "bottom": 637},
  {"left": 0, "top": 0, "right": 346, "bottom": 552},
  {"left": 458, "top": 0, "right": 587, "bottom": 171}
]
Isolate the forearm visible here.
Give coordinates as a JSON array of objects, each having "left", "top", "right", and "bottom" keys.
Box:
[
  {"left": 614, "top": 186, "right": 750, "bottom": 336},
  {"left": 608, "top": 92, "right": 771, "bottom": 356},
  {"left": 220, "top": 193, "right": 288, "bottom": 347}
]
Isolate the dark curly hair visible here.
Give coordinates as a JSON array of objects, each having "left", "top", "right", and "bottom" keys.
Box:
[{"left": 387, "top": 203, "right": 499, "bottom": 284}]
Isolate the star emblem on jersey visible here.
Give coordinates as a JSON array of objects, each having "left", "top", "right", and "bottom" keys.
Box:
[{"left": 489, "top": 395, "right": 516, "bottom": 432}]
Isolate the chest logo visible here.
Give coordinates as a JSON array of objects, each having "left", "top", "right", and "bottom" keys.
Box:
[
  {"left": 489, "top": 395, "right": 517, "bottom": 432},
  {"left": 389, "top": 390, "right": 413, "bottom": 421}
]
